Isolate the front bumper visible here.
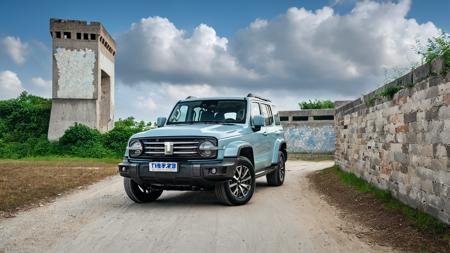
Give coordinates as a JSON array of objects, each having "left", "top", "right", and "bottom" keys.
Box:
[{"left": 118, "top": 158, "right": 237, "bottom": 190}]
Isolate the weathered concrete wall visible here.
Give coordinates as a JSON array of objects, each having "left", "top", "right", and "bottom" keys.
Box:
[
  {"left": 54, "top": 48, "right": 96, "bottom": 99},
  {"left": 48, "top": 19, "right": 116, "bottom": 140},
  {"left": 48, "top": 99, "right": 97, "bottom": 140},
  {"left": 335, "top": 57, "right": 450, "bottom": 224},
  {"left": 280, "top": 109, "right": 336, "bottom": 153}
]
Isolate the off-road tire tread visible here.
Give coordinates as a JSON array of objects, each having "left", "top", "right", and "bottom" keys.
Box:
[
  {"left": 215, "top": 156, "right": 255, "bottom": 206},
  {"left": 123, "top": 178, "right": 163, "bottom": 203},
  {"left": 266, "top": 151, "right": 285, "bottom": 186}
]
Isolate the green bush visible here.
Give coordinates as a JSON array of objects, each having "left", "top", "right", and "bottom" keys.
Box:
[
  {"left": 379, "top": 85, "right": 402, "bottom": 99},
  {"left": 0, "top": 93, "right": 153, "bottom": 159},
  {"left": 0, "top": 92, "right": 51, "bottom": 142},
  {"left": 418, "top": 33, "right": 450, "bottom": 68},
  {"left": 298, "top": 100, "right": 335, "bottom": 110},
  {"left": 59, "top": 123, "right": 102, "bottom": 146}
]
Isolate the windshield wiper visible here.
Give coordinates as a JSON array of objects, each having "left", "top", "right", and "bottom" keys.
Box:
[{"left": 201, "top": 121, "right": 237, "bottom": 125}]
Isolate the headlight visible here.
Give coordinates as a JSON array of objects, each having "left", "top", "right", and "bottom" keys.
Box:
[
  {"left": 198, "top": 140, "right": 217, "bottom": 157},
  {"left": 128, "top": 140, "right": 143, "bottom": 157}
]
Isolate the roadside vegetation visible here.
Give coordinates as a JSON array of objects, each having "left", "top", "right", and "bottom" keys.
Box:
[
  {"left": 0, "top": 93, "right": 151, "bottom": 214},
  {"left": 0, "top": 92, "right": 152, "bottom": 160},
  {"left": 310, "top": 166, "right": 450, "bottom": 252},
  {"left": 298, "top": 99, "right": 334, "bottom": 110},
  {"left": 367, "top": 33, "right": 450, "bottom": 107}
]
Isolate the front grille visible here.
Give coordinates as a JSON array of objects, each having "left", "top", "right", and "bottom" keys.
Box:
[{"left": 139, "top": 137, "right": 216, "bottom": 159}]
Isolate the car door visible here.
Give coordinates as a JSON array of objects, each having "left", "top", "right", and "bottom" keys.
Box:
[
  {"left": 259, "top": 103, "right": 277, "bottom": 168},
  {"left": 247, "top": 101, "right": 271, "bottom": 171}
]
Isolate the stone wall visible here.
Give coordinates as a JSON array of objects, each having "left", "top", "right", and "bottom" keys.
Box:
[
  {"left": 335, "top": 57, "right": 450, "bottom": 224},
  {"left": 280, "top": 109, "right": 336, "bottom": 154}
]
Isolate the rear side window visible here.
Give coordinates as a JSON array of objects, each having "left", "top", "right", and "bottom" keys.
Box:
[
  {"left": 271, "top": 105, "right": 281, "bottom": 125},
  {"left": 260, "top": 104, "right": 274, "bottom": 125}
]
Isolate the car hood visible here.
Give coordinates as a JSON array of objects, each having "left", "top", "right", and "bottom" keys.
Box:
[{"left": 131, "top": 124, "right": 248, "bottom": 140}]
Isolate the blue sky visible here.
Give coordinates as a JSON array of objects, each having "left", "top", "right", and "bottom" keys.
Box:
[
  {"left": 1, "top": 0, "right": 449, "bottom": 42},
  {"left": 0, "top": 0, "right": 449, "bottom": 120}
]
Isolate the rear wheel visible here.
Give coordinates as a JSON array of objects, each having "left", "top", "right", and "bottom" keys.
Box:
[
  {"left": 123, "top": 178, "right": 163, "bottom": 203},
  {"left": 215, "top": 156, "right": 255, "bottom": 206},
  {"left": 266, "top": 151, "right": 285, "bottom": 186}
]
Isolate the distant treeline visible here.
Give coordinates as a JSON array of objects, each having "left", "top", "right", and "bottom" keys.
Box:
[{"left": 0, "top": 92, "right": 151, "bottom": 159}]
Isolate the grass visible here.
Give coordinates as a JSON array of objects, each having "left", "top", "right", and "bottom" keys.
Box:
[
  {"left": 16, "top": 155, "right": 121, "bottom": 163},
  {"left": 325, "top": 166, "right": 449, "bottom": 236},
  {"left": 0, "top": 159, "right": 118, "bottom": 215},
  {"left": 288, "top": 153, "right": 334, "bottom": 162}
]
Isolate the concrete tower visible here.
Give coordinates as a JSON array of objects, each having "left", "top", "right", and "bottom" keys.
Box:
[{"left": 48, "top": 19, "right": 116, "bottom": 140}]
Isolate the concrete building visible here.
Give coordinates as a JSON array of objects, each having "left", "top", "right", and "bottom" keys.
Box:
[
  {"left": 279, "top": 101, "right": 350, "bottom": 154},
  {"left": 48, "top": 19, "right": 116, "bottom": 140},
  {"left": 279, "top": 109, "right": 336, "bottom": 154}
]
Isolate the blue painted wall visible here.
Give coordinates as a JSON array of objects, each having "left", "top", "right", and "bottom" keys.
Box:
[{"left": 283, "top": 125, "right": 335, "bottom": 153}]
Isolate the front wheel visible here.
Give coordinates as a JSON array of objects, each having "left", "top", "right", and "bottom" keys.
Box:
[
  {"left": 266, "top": 151, "right": 285, "bottom": 186},
  {"left": 215, "top": 156, "right": 255, "bottom": 206},
  {"left": 123, "top": 178, "right": 163, "bottom": 203}
]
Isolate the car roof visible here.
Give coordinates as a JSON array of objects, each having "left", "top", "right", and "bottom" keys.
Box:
[{"left": 179, "top": 96, "right": 272, "bottom": 104}]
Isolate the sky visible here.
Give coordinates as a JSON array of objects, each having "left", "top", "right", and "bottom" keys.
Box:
[{"left": 0, "top": 0, "right": 449, "bottom": 121}]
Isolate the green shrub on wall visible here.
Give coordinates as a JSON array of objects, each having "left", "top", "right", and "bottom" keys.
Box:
[
  {"left": 418, "top": 33, "right": 450, "bottom": 68},
  {"left": 299, "top": 100, "right": 335, "bottom": 110}
]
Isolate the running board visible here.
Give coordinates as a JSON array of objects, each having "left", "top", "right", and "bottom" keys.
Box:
[{"left": 255, "top": 166, "right": 277, "bottom": 178}]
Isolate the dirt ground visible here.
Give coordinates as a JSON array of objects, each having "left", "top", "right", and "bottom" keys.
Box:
[
  {"left": 0, "top": 160, "right": 395, "bottom": 253},
  {"left": 309, "top": 168, "right": 450, "bottom": 253},
  {"left": 0, "top": 160, "right": 117, "bottom": 218}
]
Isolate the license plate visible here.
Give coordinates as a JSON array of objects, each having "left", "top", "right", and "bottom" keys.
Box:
[{"left": 149, "top": 162, "right": 178, "bottom": 172}]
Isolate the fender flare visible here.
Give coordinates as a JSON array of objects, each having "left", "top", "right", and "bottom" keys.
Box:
[
  {"left": 223, "top": 141, "right": 253, "bottom": 158},
  {"left": 271, "top": 138, "right": 287, "bottom": 164}
]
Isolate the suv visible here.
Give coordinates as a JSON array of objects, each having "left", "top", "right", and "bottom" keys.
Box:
[{"left": 118, "top": 94, "right": 287, "bottom": 205}]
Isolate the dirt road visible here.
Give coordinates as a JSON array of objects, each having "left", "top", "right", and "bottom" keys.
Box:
[{"left": 0, "top": 161, "right": 392, "bottom": 253}]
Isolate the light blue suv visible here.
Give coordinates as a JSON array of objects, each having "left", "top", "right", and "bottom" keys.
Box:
[{"left": 118, "top": 94, "right": 287, "bottom": 205}]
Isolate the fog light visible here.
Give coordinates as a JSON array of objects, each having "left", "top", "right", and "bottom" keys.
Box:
[
  {"left": 121, "top": 167, "right": 127, "bottom": 172},
  {"left": 211, "top": 168, "right": 217, "bottom": 174}
]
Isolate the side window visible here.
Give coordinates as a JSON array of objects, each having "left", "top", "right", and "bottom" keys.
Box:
[
  {"left": 272, "top": 105, "right": 281, "bottom": 125},
  {"left": 266, "top": 105, "right": 274, "bottom": 125},
  {"left": 251, "top": 102, "right": 261, "bottom": 116},
  {"left": 260, "top": 104, "right": 273, "bottom": 125}
]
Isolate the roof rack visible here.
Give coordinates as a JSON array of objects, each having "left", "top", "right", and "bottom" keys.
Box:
[{"left": 246, "top": 93, "right": 271, "bottom": 102}]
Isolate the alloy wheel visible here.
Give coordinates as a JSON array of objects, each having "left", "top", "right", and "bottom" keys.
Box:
[{"left": 228, "top": 165, "right": 252, "bottom": 199}]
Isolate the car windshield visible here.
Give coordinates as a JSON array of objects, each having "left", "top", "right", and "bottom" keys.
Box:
[{"left": 167, "top": 100, "right": 247, "bottom": 124}]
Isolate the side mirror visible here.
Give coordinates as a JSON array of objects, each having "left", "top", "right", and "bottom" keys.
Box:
[
  {"left": 156, "top": 117, "right": 167, "bottom": 127},
  {"left": 252, "top": 115, "right": 265, "bottom": 131}
]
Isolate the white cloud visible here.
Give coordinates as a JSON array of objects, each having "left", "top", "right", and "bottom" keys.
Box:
[
  {"left": 116, "top": 0, "right": 442, "bottom": 110},
  {"left": 233, "top": 0, "right": 441, "bottom": 94},
  {"left": 0, "top": 70, "right": 24, "bottom": 99},
  {"left": 31, "top": 77, "right": 51, "bottom": 87},
  {"left": 117, "top": 16, "right": 258, "bottom": 86},
  {"left": 2, "top": 36, "right": 28, "bottom": 64},
  {"left": 29, "top": 77, "right": 52, "bottom": 97}
]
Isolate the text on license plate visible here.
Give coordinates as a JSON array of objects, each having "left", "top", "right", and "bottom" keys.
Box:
[{"left": 149, "top": 162, "right": 178, "bottom": 172}]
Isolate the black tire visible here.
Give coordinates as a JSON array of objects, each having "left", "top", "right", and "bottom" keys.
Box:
[
  {"left": 215, "top": 156, "right": 255, "bottom": 206},
  {"left": 266, "top": 151, "right": 285, "bottom": 186},
  {"left": 123, "top": 178, "right": 163, "bottom": 203}
]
